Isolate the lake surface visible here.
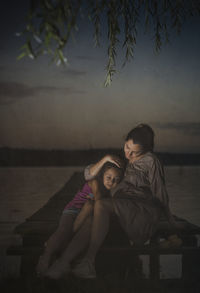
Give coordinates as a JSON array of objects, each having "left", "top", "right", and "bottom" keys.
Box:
[{"left": 0, "top": 166, "right": 200, "bottom": 279}]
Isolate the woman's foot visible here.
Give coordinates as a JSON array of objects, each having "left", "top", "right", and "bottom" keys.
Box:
[
  {"left": 36, "top": 255, "right": 50, "bottom": 276},
  {"left": 44, "top": 259, "right": 71, "bottom": 280},
  {"left": 159, "top": 234, "right": 183, "bottom": 249},
  {"left": 72, "top": 258, "right": 96, "bottom": 279}
]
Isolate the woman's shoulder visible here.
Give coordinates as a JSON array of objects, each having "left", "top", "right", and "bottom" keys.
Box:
[
  {"left": 143, "top": 151, "right": 158, "bottom": 161},
  {"left": 136, "top": 152, "right": 162, "bottom": 168},
  {"left": 145, "top": 153, "right": 165, "bottom": 173}
]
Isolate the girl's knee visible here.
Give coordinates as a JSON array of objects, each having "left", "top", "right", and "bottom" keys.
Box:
[
  {"left": 84, "top": 200, "right": 94, "bottom": 209},
  {"left": 94, "top": 198, "right": 113, "bottom": 212},
  {"left": 57, "top": 213, "right": 75, "bottom": 231}
]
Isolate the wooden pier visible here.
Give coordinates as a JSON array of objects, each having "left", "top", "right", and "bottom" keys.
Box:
[{"left": 7, "top": 172, "right": 200, "bottom": 289}]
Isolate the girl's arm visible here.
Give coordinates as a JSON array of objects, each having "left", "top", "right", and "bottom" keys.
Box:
[
  {"left": 84, "top": 155, "right": 123, "bottom": 181},
  {"left": 88, "top": 179, "right": 102, "bottom": 201},
  {"left": 73, "top": 179, "right": 102, "bottom": 233}
]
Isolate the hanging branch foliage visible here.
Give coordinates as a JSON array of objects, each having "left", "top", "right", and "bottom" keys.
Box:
[{"left": 18, "top": 0, "right": 200, "bottom": 86}]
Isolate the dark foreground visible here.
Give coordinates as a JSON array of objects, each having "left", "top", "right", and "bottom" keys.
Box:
[{"left": 1, "top": 273, "right": 200, "bottom": 293}]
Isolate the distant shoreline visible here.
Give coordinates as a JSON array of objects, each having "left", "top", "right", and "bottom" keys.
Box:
[{"left": 1, "top": 147, "right": 200, "bottom": 166}]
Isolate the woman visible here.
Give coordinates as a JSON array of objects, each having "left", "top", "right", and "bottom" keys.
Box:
[
  {"left": 71, "top": 123, "right": 181, "bottom": 278},
  {"left": 45, "top": 124, "right": 180, "bottom": 279}
]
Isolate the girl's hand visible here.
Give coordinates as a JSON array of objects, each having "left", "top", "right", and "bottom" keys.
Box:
[{"left": 104, "top": 155, "right": 124, "bottom": 168}]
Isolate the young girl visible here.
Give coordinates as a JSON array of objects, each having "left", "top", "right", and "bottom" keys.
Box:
[{"left": 36, "top": 162, "right": 123, "bottom": 276}]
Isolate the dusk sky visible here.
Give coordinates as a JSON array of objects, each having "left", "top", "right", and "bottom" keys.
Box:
[{"left": 0, "top": 1, "right": 200, "bottom": 153}]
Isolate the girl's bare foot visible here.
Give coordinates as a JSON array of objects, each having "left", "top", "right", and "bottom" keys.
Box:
[
  {"left": 72, "top": 258, "right": 96, "bottom": 279},
  {"left": 44, "top": 259, "right": 71, "bottom": 280}
]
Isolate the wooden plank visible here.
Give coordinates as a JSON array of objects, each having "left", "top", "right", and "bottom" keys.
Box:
[
  {"left": 11, "top": 171, "right": 200, "bottom": 256},
  {"left": 155, "top": 217, "right": 200, "bottom": 235},
  {"left": 14, "top": 172, "right": 85, "bottom": 234},
  {"left": 7, "top": 170, "right": 200, "bottom": 284},
  {"left": 7, "top": 244, "right": 200, "bottom": 256},
  {"left": 14, "top": 171, "right": 200, "bottom": 237},
  {"left": 15, "top": 217, "right": 200, "bottom": 238}
]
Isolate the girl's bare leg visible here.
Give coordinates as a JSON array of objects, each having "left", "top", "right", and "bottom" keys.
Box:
[
  {"left": 37, "top": 213, "right": 75, "bottom": 275},
  {"left": 71, "top": 198, "right": 114, "bottom": 278},
  {"left": 85, "top": 198, "right": 114, "bottom": 262},
  {"left": 45, "top": 199, "right": 114, "bottom": 279},
  {"left": 45, "top": 215, "right": 93, "bottom": 279},
  {"left": 73, "top": 201, "right": 94, "bottom": 233}
]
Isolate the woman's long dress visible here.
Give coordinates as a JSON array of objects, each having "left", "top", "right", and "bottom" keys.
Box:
[{"left": 85, "top": 152, "right": 172, "bottom": 245}]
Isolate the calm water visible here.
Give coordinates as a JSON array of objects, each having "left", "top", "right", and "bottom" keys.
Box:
[
  {"left": 165, "top": 166, "right": 200, "bottom": 226},
  {"left": 0, "top": 166, "right": 200, "bottom": 279}
]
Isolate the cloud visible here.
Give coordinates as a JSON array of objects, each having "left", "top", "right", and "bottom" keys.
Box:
[
  {"left": 74, "top": 55, "right": 102, "bottom": 62},
  {"left": 0, "top": 82, "right": 37, "bottom": 99},
  {"left": 156, "top": 122, "right": 200, "bottom": 136},
  {"left": 0, "top": 65, "right": 5, "bottom": 70},
  {"left": 0, "top": 81, "right": 85, "bottom": 105},
  {"left": 61, "top": 68, "right": 86, "bottom": 76},
  {"left": 36, "top": 85, "right": 85, "bottom": 95},
  {"left": 75, "top": 55, "right": 94, "bottom": 61}
]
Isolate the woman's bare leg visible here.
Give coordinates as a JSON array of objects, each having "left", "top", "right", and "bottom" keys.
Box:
[
  {"left": 37, "top": 213, "right": 75, "bottom": 274},
  {"left": 73, "top": 201, "right": 94, "bottom": 233}
]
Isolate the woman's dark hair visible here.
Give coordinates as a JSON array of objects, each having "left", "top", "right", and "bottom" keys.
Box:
[
  {"left": 96, "top": 162, "right": 124, "bottom": 196},
  {"left": 126, "top": 123, "right": 155, "bottom": 152}
]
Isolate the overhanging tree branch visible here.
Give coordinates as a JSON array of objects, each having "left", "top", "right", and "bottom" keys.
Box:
[{"left": 18, "top": 0, "right": 200, "bottom": 86}]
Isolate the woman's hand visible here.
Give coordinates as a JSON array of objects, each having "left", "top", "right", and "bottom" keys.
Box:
[{"left": 103, "top": 155, "right": 124, "bottom": 168}]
